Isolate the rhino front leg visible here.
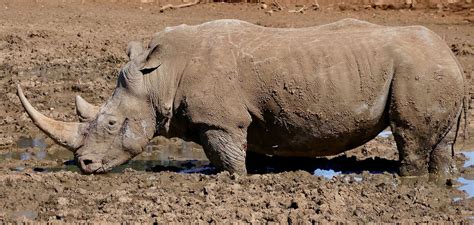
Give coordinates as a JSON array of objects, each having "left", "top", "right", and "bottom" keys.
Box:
[{"left": 200, "top": 129, "right": 247, "bottom": 174}]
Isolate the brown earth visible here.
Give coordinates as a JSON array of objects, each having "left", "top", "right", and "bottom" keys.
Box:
[{"left": 0, "top": 0, "right": 474, "bottom": 223}]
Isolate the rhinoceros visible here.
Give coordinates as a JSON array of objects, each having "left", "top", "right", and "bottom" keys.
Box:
[{"left": 17, "top": 18, "right": 468, "bottom": 176}]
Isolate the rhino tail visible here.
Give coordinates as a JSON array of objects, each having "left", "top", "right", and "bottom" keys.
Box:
[
  {"left": 452, "top": 79, "right": 469, "bottom": 157},
  {"left": 462, "top": 93, "right": 469, "bottom": 149},
  {"left": 450, "top": 50, "right": 469, "bottom": 154}
]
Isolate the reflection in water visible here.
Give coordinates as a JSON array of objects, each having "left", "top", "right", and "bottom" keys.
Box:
[
  {"left": 377, "top": 130, "right": 393, "bottom": 138},
  {"left": 4, "top": 136, "right": 211, "bottom": 174},
  {"left": 108, "top": 159, "right": 212, "bottom": 174},
  {"left": 463, "top": 151, "right": 474, "bottom": 168},
  {"left": 180, "top": 166, "right": 215, "bottom": 174},
  {"left": 16, "top": 136, "right": 47, "bottom": 150},
  {"left": 458, "top": 177, "right": 474, "bottom": 198},
  {"left": 0, "top": 137, "right": 73, "bottom": 165},
  {"left": 313, "top": 169, "right": 341, "bottom": 179},
  {"left": 0, "top": 147, "right": 73, "bottom": 163},
  {"left": 310, "top": 151, "right": 474, "bottom": 200},
  {"left": 20, "top": 152, "right": 31, "bottom": 161},
  {"left": 36, "top": 151, "right": 47, "bottom": 160},
  {"left": 13, "top": 166, "right": 25, "bottom": 172},
  {"left": 458, "top": 151, "right": 474, "bottom": 199}
]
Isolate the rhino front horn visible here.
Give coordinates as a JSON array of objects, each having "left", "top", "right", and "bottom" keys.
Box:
[
  {"left": 17, "top": 84, "right": 86, "bottom": 151},
  {"left": 75, "top": 95, "right": 99, "bottom": 122}
]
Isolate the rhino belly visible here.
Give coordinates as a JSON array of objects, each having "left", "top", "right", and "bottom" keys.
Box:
[
  {"left": 247, "top": 112, "right": 389, "bottom": 157},
  {"left": 246, "top": 91, "right": 390, "bottom": 157}
]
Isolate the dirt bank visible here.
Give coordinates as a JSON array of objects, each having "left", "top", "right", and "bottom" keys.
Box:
[{"left": 0, "top": 1, "right": 473, "bottom": 223}]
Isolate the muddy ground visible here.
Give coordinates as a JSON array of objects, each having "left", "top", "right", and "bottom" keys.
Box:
[{"left": 0, "top": 0, "right": 474, "bottom": 223}]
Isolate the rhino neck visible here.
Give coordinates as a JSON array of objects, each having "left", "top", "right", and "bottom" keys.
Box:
[{"left": 145, "top": 60, "right": 186, "bottom": 137}]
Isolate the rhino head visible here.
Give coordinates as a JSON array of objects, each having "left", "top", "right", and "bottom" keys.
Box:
[{"left": 17, "top": 41, "right": 171, "bottom": 173}]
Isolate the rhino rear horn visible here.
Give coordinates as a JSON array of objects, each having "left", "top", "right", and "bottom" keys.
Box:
[
  {"left": 75, "top": 95, "right": 100, "bottom": 122},
  {"left": 17, "top": 85, "right": 86, "bottom": 151}
]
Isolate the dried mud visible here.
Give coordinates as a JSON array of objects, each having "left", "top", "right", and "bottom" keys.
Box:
[{"left": 0, "top": 1, "right": 473, "bottom": 223}]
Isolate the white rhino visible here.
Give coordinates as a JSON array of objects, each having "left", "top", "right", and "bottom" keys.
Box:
[{"left": 18, "top": 19, "right": 468, "bottom": 176}]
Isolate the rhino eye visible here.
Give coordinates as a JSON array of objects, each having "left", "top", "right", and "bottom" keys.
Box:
[{"left": 104, "top": 118, "right": 119, "bottom": 133}]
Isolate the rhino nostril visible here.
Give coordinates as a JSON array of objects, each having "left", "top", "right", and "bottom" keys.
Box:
[{"left": 82, "top": 159, "right": 94, "bottom": 165}]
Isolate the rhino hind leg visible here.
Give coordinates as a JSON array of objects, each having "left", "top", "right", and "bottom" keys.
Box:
[
  {"left": 388, "top": 60, "right": 463, "bottom": 177},
  {"left": 199, "top": 129, "right": 247, "bottom": 174},
  {"left": 391, "top": 117, "right": 459, "bottom": 177},
  {"left": 429, "top": 117, "right": 459, "bottom": 176}
]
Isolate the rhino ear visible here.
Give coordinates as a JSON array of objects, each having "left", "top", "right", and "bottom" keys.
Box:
[
  {"left": 127, "top": 41, "right": 144, "bottom": 60},
  {"left": 140, "top": 44, "right": 162, "bottom": 74}
]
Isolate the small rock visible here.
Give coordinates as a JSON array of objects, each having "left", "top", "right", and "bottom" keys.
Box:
[
  {"left": 57, "top": 197, "right": 68, "bottom": 206},
  {"left": 4, "top": 116, "right": 14, "bottom": 124},
  {"left": 0, "top": 137, "right": 13, "bottom": 148},
  {"left": 118, "top": 196, "right": 131, "bottom": 203}
]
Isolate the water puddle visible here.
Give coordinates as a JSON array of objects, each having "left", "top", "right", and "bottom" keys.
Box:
[
  {"left": 1, "top": 137, "right": 71, "bottom": 161},
  {"left": 309, "top": 151, "right": 474, "bottom": 201},
  {"left": 5, "top": 136, "right": 400, "bottom": 176},
  {"left": 180, "top": 166, "right": 215, "bottom": 174},
  {"left": 456, "top": 151, "right": 474, "bottom": 200},
  {"left": 462, "top": 151, "right": 474, "bottom": 168},
  {"left": 313, "top": 168, "right": 341, "bottom": 179},
  {"left": 3, "top": 136, "right": 213, "bottom": 174},
  {"left": 16, "top": 136, "right": 47, "bottom": 150},
  {"left": 3, "top": 136, "right": 473, "bottom": 221},
  {"left": 103, "top": 141, "right": 213, "bottom": 173},
  {"left": 457, "top": 177, "right": 474, "bottom": 197},
  {"left": 377, "top": 130, "right": 393, "bottom": 138},
  {"left": 109, "top": 158, "right": 212, "bottom": 174},
  {"left": 0, "top": 137, "right": 73, "bottom": 172},
  {"left": 5, "top": 137, "right": 474, "bottom": 202}
]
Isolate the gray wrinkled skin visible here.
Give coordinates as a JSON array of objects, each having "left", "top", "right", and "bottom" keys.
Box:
[{"left": 18, "top": 19, "right": 468, "bottom": 176}]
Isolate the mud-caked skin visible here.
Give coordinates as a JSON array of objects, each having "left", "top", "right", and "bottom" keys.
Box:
[{"left": 18, "top": 19, "right": 468, "bottom": 176}]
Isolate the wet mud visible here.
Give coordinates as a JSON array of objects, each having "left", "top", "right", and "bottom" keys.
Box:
[
  {"left": 1, "top": 133, "right": 473, "bottom": 222},
  {"left": 0, "top": 0, "right": 473, "bottom": 223}
]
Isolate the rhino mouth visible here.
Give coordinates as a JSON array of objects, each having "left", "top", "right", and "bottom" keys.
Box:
[
  {"left": 77, "top": 154, "right": 129, "bottom": 174},
  {"left": 77, "top": 156, "right": 107, "bottom": 174}
]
